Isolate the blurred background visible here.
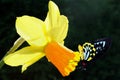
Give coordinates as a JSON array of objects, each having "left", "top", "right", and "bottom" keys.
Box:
[{"left": 0, "top": 0, "right": 120, "bottom": 80}]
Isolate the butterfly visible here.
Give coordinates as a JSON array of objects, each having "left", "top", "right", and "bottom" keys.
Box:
[{"left": 77, "top": 38, "right": 111, "bottom": 70}]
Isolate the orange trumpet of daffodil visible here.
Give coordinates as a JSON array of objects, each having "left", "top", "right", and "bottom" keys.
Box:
[{"left": 3, "top": 1, "right": 81, "bottom": 76}]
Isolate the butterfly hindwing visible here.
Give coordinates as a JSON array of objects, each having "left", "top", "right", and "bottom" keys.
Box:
[{"left": 82, "top": 43, "right": 96, "bottom": 61}]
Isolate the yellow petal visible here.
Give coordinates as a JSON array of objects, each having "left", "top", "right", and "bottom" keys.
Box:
[
  {"left": 51, "top": 15, "right": 68, "bottom": 43},
  {"left": 45, "top": 1, "right": 68, "bottom": 44},
  {"left": 16, "top": 15, "right": 48, "bottom": 47},
  {"left": 3, "top": 46, "right": 45, "bottom": 72},
  {"left": 45, "top": 1, "right": 60, "bottom": 34},
  {"left": 48, "top": 1, "right": 60, "bottom": 28}
]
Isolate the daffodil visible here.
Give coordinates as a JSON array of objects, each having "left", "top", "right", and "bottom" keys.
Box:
[{"left": 3, "top": 1, "right": 80, "bottom": 76}]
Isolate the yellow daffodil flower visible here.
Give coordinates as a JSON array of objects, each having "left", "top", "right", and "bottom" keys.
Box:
[{"left": 3, "top": 1, "right": 80, "bottom": 76}]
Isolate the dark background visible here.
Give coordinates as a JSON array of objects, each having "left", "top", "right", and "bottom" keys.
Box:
[{"left": 0, "top": 0, "right": 120, "bottom": 80}]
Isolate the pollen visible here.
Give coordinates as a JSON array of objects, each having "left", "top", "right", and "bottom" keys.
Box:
[{"left": 44, "top": 42, "right": 80, "bottom": 76}]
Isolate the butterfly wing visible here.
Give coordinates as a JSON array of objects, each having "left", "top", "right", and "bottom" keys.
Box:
[
  {"left": 94, "top": 38, "right": 111, "bottom": 55},
  {"left": 82, "top": 42, "right": 96, "bottom": 61}
]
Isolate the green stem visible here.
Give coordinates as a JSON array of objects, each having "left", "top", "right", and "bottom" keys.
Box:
[
  {"left": 0, "top": 37, "right": 25, "bottom": 69},
  {"left": 0, "top": 60, "right": 4, "bottom": 69}
]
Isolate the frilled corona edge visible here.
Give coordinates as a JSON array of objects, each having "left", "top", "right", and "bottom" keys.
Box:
[{"left": 45, "top": 42, "right": 81, "bottom": 76}]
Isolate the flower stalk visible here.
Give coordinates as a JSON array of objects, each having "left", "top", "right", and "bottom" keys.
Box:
[{"left": 0, "top": 37, "right": 25, "bottom": 69}]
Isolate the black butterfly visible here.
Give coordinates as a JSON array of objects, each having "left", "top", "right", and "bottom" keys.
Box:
[{"left": 77, "top": 38, "right": 111, "bottom": 70}]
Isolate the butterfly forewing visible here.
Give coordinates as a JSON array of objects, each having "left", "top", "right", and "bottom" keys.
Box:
[{"left": 94, "top": 38, "right": 111, "bottom": 55}]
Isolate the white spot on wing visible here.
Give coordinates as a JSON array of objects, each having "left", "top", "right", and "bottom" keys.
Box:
[
  {"left": 85, "top": 51, "right": 89, "bottom": 60},
  {"left": 102, "top": 41, "right": 106, "bottom": 47}
]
